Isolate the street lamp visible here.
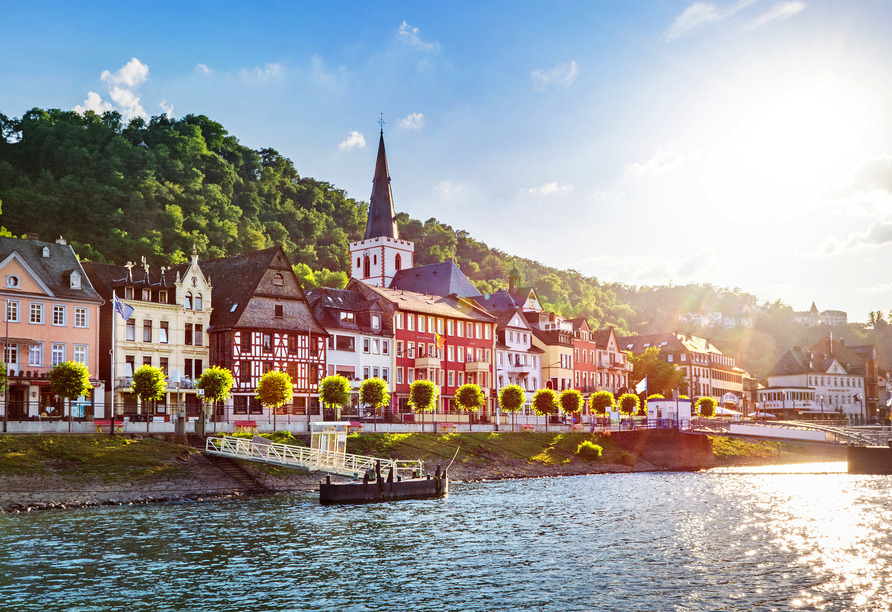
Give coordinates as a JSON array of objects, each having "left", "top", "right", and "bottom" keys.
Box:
[{"left": 820, "top": 394, "right": 824, "bottom": 420}]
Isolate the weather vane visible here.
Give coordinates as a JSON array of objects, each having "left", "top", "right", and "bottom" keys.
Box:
[{"left": 378, "top": 113, "right": 385, "bottom": 133}]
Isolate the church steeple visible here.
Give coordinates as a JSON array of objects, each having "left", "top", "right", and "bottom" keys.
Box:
[{"left": 365, "top": 127, "right": 399, "bottom": 240}]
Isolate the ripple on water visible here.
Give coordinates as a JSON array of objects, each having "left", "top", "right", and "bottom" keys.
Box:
[{"left": 2, "top": 469, "right": 892, "bottom": 611}]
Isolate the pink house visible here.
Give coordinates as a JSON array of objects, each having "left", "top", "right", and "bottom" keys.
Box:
[{"left": 0, "top": 235, "right": 104, "bottom": 421}]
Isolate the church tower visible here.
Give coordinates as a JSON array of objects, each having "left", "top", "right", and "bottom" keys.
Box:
[{"left": 349, "top": 124, "right": 414, "bottom": 287}]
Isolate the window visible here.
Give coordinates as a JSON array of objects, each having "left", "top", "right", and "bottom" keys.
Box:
[
  {"left": 340, "top": 311, "right": 355, "bottom": 324},
  {"left": 397, "top": 368, "right": 403, "bottom": 385},
  {"left": 240, "top": 360, "right": 251, "bottom": 383},
  {"left": 382, "top": 368, "right": 389, "bottom": 383},
  {"left": 28, "top": 343, "right": 42, "bottom": 366},
  {"left": 336, "top": 336, "right": 355, "bottom": 351},
  {"left": 185, "top": 323, "right": 193, "bottom": 345},
  {"left": 438, "top": 318, "right": 444, "bottom": 335},
  {"left": 159, "top": 290, "right": 168, "bottom": 303},
  {"left": 125, "top": 287, "right": 134, "bottom": 300},
  {"left": 427, "top": 316, "right": 434, "bottom": 333},
  {"left": 262, "top": 334, "right": 272, "bottom": 353},
  {"left": 363, "top": 367, "right": 370, "bottom": 380},
  {"left": 373, "top": 339, "right": 380, "bottom": 355},
  {"left": 143, "top": 320, "right": 152, "bottom": 342},
  {"left": 363, "top": 338, "right": 370, "bottom": 353},
  {"left": 194, "top": 324, "right": 203, "bottom": 346},
  {"left": 125, "top": 355, "right": 135, "bottom": 377},
  {"left": 407, "top": 315, "right": 414, "bottom": 332},
  {"left": 30, "top": 302, "right": 44, "bottom": 324},
  {"left": 408, "top": 369, "right": 414, "bottom": 384},
  {"left": 363, "top": 256, "right": 371, "bottom": 278},
  {"left": 458, "top": 346, "right": 465, "bottom": 362},
  {"left": 289, "top": 335, "right": 297, "bottom": 354},
  {"left": 485, "top": 325, "right": 491, "bottom": 340},
  {"left": 69, "top": 272, "right": 81, "bottom": 289},
  {"left": 407, "top": 342, "right": 415, "bottom": 358},
  {"left": 143, "top": 356, "right": 153, "bottom": 368},
  {"left": 142, "top": 289, "right": 151, "bottom": 301},
  {"left": 52, "top": 305, "right": 66, "bottom": 326},
  {"left": 51, "top": 343, "right": 65, "bottom": 366},
  {"left": 448, "top": 346, "right": 455, "bottom": 362},
  {"left": 184, "top": 293, "right": 192, "bottom": 309},
  {"left": 74, "top": 307, "right": 87, "bottom": 328},
  {"left": 396, "top": 340, "right": 403, "bottom": 356},
  {"left": 74, "top": 344, "right": 87, "bottom": 364},
  {"left": 372, "top": 315, "right": 380, "bottom": 329},
  {"left": 6, "top": 300, "right": 19, "bottom": 323},
  {"left": 126, "top": 318, "right": 135, "bottom": 341},
  {"left": 273, "top": 273, "right": 284, "bottom": 286},
  {"left": 195, "top": 294, "right": 202, "bottom": 310},
  {"left": 476, "top": 324, "right": 482, "bottom": 339},
  {"left": 240, "top": 331, "right": 252, "bottom": 352},
  {"left": 428, "top": 343, "right": 435, "bottom": 358},
  {"left": 396, "top": 313, "right": 404, "bottom": 330},
  {"left": 373, "top": 367, "right": 379, "bottom": 379},
  {"left": 4, "top": 344, "right": 17, "bottom": 366},
  {"left": 448, "top": 371, "right": 455, "bottom": 387},
  {"left": 6, "top": 275, "right": 19, "bottom": 288},
  {"left": 383, "top": 340, "right": 389, "bottom": 355},
  {"left": 456, "top": 321, "right": 464, "bottom": 337},
  {"left": 458, "top": 372, "right": 465, "bottom": 387},
  {"left": 275, "top": 304, "right": 284, "bottom": 318},
  {"left": 395, "top": 254, "right": 402, "bottom": 271},
  {"left": 159, "top": 357, "right": 168, "bottom": 376},
  {"left": 447, "top": 320, "right": 454, "bottom": 335}
]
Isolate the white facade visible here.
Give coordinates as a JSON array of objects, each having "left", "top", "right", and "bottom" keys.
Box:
[
  {"left": 349, "top": 236, "right": 414, "bottom": 288},
  {"left": 759, "top": 361, "right": 864, "bottom": 418},
  {"left": 496, "top": 311, "right": 542, "bottom": 400}
]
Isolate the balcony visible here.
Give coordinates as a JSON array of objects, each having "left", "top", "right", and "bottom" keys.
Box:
[
  {"left": 465, "top": 359, "right": 490, "bottom": 374},
  {"left": 414, "top": 355, "right": 440, "bottom": 369}
]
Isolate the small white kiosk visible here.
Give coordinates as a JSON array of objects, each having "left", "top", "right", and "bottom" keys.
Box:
[
  {"left": 646, "top": 398, "right": 692, "bottom": 427},
  {"left": 310, "top": 422, "right": 349, "bottom": 470}
]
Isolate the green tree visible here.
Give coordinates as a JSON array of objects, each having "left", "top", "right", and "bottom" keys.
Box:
[
  {"left": 696, "top": 396, "right": 717, "bottom": 417},
  {"left": 559, "top": 389, "right": 583, "bottom": 418},
  {"left": 630, "top": 347, "right": 688, "bottom": 396},
  {"left": 589, "top": 390, "right": 614, "bottom": 415},
  {"left": 49, "top": 361, "right": 93, "bottom": 431},
  {"left": 359, "top": 377, "right": 390, "bottom": 418},
  {"left": 131, "top": 364, "right": 167, "bottom": 413},
  {"left": 256, "top": 370, "right": 294, "bottom": 432},
  {"left": 319, "top": 375, "right": 351, "bottom": 419},
  {"left": 454, "top": 383, "right": 485, "bottom": 413},
  {"left": 0, "top": 361, "right": 8, "bottom": 430},
  {"left": 531, "top": 388, "right": 558, "bottom": 431},
  {"left": 408, "top": 379, "right": 439, "bottom": 432},
  {"left": 617, "top": 393, "right": 640, "bottom": 416},
  {"left": 198, "top": 366, "right": 234, "bottom": 430},
  {"left": 498, "top": 384, "right": 526, "bottom": 431}
]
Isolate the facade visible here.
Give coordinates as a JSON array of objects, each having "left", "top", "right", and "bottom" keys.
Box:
[
  {"left": 620, "top": 332, "right": 745, "bottom": 402},
  {"left": 793, "top": 302, "right": 848, "bottom": 327},
  {"left": 306, "top": 286, "right": 394, "bottom": 413},
  {"left": 203, "top": 247, "right": 327, "bottom": 417},
  {"left": 590, "top": 327, "right": 632, "bottom": 395},
  {"left": 527, "top": 311, "right": 575, "bottom": 392},
  {"left": 349, "top": 129, "right": 414, "bottom": 288},
  {"left": 571, "top": 318, "right": 599, "bottom": 393},
  {"left": 83, "top": 249, "right": 212, "bottom": 417},
  {"left": 0, "top": 236, "right": 105, "bottom": 420}
]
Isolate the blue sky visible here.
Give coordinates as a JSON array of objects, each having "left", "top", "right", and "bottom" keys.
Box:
[{"left": 3, "top": 1, "right": 892, "bottom": 322}]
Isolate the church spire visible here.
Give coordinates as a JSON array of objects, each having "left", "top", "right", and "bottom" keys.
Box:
[{"left": 365, "top": 121, "right": 399, "bottom": 240}]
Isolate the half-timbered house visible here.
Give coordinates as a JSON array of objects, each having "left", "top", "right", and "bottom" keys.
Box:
[{"left": 202, "top": 247, "right": 327, "bottom": 418}]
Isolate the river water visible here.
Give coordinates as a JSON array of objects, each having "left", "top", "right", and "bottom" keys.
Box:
[{"left": 2, "top": 462, "right": 891, "bottom": 611}]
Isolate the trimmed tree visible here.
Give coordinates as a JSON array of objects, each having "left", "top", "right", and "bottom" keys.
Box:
[
  {"left": 559, "top": 389, "right": 583, "bottom": 421},
  {"left": 696, "top": 396, "right": 717, "bottom": 418},
  {"left": 590, "top": 390, "right": 614, "bottom": 416},
  {"left": 617, "top": 393, "right": 640, "bottom": 416},
  {"left": 132, "top": 365, "right": 167, "bottom": 431},
  {"left": 49, "top": 361, "right": 93, "bottom": 433},
  {"left": 359, "top": 377, "right": 390, "bottom": 419},
  {"left": 531, "top": 388, "right": 558, "bottom": 431},
  {"left": 198, "top": 366, "right": 234, "bottom": 431},
  {"left": 408, "top": 379, "right": 439, "bottom": 432},
  {"left": 319, "top": 375, "right": 351, "bottom": 420},
  {"left": 256, "top": 370, "right": 294, "bottom": 432},
  {"left": 454, "top": 383, "right": 485, "bottom": 413},
  {"left": 0, "top": 361, "right": 7, "bottom": 430},
  {"left": 498, "top": 384, "right": 526, "bottom": 431}
]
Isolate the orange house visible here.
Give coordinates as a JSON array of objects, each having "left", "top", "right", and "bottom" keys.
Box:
[{"left": 0, "top": 236, "right": 104, "bottom": 420}]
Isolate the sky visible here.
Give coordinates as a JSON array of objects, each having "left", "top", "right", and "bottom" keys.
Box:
[{"left": 2, "top": 0, "right": 892, "bottom": 322}]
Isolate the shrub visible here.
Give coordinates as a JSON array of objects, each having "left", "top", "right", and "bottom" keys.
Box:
[
  {"left": 576, "top": 441, "right": 603, "bottom": 462},
  {"left": 618, "top": 451, "right": 637, "bottom": 467},
  {"left": 696, "top": 396, "right": 717, "bottom": 417}
]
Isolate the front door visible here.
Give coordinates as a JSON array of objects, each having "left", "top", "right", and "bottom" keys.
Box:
[{"left": 8, "top": 387, "right": 27, "bottom": 420}]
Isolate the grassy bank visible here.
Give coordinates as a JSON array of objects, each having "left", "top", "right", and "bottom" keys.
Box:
[{"left": 709, "top": 436, "right": 845, "bottom": 466}]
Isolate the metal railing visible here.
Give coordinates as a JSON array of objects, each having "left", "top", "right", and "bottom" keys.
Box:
[{"left": 205, "top": 436, "right": 424, "bottom": 479}]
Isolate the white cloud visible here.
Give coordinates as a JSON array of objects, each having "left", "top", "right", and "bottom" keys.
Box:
[
  {"left": 663, "top": 0, "right": 757, "bottom": 39},
  {"left": 339, "top": 131, "right": 366, "bottom": 151},
  {"left": 436, "top": 181, "right": 474, "bottom": 200},
  {"left": 109, "top": 86, "right": 147, "bottom": 121},
  {"left": 239, "top": 63, "right": 283, "bottom": 82},
  {"left": 750, "top": 2, "right": 806, "bottom": 28},
  {"left": 159, "top": 100, "right": 174, "bottom": 119},
  {"left": 101, "top": 58, "right": 150, "bottom": 87},
  {"left": 526, "top": 182, "right": 574, "bottom": 196},
  {"left": 611, "top": 249, "right": 721, "bottom": 283},
  {"left": 809, "top": 217, "right": 892, "bottom": 257},
  {"left": 858, "top": 281, "right": 892, "bottom": 294},
  {"left": 531, "top": 61, "right": 580, "bottom": 91},
  {"left": 398, "top": 113, "right": 425, "bottom": 130},
  {"left": 398, "top": 21, "right": 439, "bottom": 52},
  {"left": 73, "top": 91, "right": 114, "bottom": 115},
  {"left": 196, "top": 64, "right": 212, "bottom": 75},
  {"left": 622, "top": 151, "right": 686, "bottom": 177}
]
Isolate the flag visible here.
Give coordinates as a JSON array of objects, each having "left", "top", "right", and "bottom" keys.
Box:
[
  {"left": 435, "top": 333, "right": 446, "bottom": 349},
  {"left": 114, "top": 294, "right": 134, "bottom": 321},
  {"left": 635, "top": 377, "right": 647, "bottom": 395}
]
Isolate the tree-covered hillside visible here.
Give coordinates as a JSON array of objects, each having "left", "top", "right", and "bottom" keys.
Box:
[{"left": 0, "top": 108, "right": 887, "bottom": 378}]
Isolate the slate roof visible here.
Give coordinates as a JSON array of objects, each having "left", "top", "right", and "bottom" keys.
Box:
[
  {"left": 389, "top": 260, "right": 482, "bottom": 298},
  {"left": 82, "top": 261, "right": 179, "bottom": 297},
  {"left": 0, "top": 237, "right": 102, "bottom": 303},
  {"left": 365, "top": 131, "right": 399, "bottom": 240},
  {"left": 352, "top": 281, "right": 494, "bottom": 323},
  {"left": 471, "top": 289, "right": 520, "bottom": 313},
  {"left": 199, "top": 247, "right": 325, "bottom": 335},
  {"left": 766, "top": 347, "right": 847, "bottom": 377},
  {"left": 809, "top": 337, "right": 867, "bottom": 376},
  {"left": 306, "top": 287, "right": 388, "bottom": 335}
]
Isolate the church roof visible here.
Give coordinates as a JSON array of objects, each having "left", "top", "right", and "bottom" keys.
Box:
[
  {"left": 390, "top": 260, "right": 482, "bottom": 298},
  {"left": 471, "top": 289, "right": 520, "bottom": 312},
  {"left": 364, "top": 130, "right": 399, "bottom": 240}
]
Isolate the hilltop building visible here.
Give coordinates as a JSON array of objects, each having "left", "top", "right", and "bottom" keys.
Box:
[{"left": 793, "top": 302, "right": 847, "bottom": 327}]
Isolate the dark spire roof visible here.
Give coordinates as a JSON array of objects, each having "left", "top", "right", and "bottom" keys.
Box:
[{"left": 365, "top": 130, "right": 399, "bottom": 240}]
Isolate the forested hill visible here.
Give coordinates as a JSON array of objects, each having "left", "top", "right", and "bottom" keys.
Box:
[{"left": 0, "top": 108, "right": 885, "bottom": 378}]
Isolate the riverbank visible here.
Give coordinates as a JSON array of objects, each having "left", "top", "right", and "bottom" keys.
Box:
[{"left": 0, "top": 432, "right": 846, "bottom": 513}]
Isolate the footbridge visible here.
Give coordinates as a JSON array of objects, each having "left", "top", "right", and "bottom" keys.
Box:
[
  {"left": 691, "top": 419, "right": 892, "bottom": 446},
  {"left": 205, "top": 435, "right": 424, "bottom": 480}
]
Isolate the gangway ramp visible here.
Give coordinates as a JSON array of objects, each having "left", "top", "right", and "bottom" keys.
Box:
[{"left": 205, "top": 436, "right": 423, "bottom": 479}]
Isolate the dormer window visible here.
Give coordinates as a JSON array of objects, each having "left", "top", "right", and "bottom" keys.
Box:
[
  {"left": 195, "top": 294, "right": 203, "bottom": 311},
  {"left": 273, "top": 273, "right": 284, "bottom": 286},
  {"left": 6, "top": 275, "right": 19, "bottom": 288},
  {"left": 42, "top": 246, "right": 50, "bottom": 258},
  {"left": 125, "top": 286, "right": 134, "bottom": 300},
  {"left": 142, "top": 288, "right": 151, "bottom": 301},
  {"left": 69, "top": 271, "right": 81, "bottom": 289},
  {"left": 185, "top": 292, "right": 193, "bottom": 309},
  {"left": 340, "top": 311, "right": 355, "bottom": 324},
  {"left": 159, "top": 290, "right": 168, "bottom": 303},
  {"left": 372, "top": 315, "right": 380, "bottom": 330}
]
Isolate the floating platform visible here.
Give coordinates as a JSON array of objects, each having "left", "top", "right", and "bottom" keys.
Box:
[
  {"left": 320, "top": 462, "right": 448, "bottom": 505},
  {"left": 847, "top": 444, "right": 892, "bottom": 474}
]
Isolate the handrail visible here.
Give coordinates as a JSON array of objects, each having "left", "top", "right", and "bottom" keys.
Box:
[{"left": 205, "top": 436, "right": 424, "bottom": 479}]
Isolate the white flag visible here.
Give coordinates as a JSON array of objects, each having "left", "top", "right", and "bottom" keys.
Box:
[{"left": 635, "top": 377, "right": 647, "bottom": 395}]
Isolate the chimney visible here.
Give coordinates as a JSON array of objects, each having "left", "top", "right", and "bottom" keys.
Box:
[
  {"left": 840, "top": 338, "right": 845, "bottom": 347},
  {"left": 56, "top": 236, "right": 67, "bottom": 245},
  {"left": 25, "top": 233, "right": 39, "bottom": 241}
]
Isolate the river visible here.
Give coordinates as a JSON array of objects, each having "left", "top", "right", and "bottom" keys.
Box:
[{"left": 1, "top": 462, "right": 891, "bottom": 611}]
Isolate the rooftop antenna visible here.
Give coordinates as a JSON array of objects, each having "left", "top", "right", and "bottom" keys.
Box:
[{"left": 378, "top": 113, "right": 385, "bottom": 134}]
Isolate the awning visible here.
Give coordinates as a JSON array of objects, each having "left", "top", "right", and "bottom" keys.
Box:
[{"left": 0, "top": 337, "right": 41, "bottom": 347}]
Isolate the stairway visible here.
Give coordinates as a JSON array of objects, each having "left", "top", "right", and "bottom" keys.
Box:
[{"left": 188, "top": 435, "right": 272, "bottom": 494}]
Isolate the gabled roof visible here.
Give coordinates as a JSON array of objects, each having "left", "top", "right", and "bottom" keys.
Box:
[
  {"left": 809, "top": 336, "right": 867, "bottom": 375},
  {"left": 0, "top": 237, "right": 101, "bottom": 302},
  {"left": 389, "top": 260, "right": 482, "bottom": 298},
  {"left": 568, "top": 317, "right": 591, "bottom": 332},
  {"left": 352, "top": 281, "right": 495, "bottom": 323},
  {"left": 306, "top": 287, "right": 387, "bottom": 334},
  {"left": 591, "top": 327, "right": 618, "bottom": 349},
  {"left": 82, "top": 261, "right": 180, "bottom": 297},
  {"left": 471, "top": 289, "right": 520, "bottom": 312},
  {"left": 199, "top": 247, "right": 325, "bottom": 334},
  {"left": 365, "top": 130, "right": 399, "bottom": 240}
]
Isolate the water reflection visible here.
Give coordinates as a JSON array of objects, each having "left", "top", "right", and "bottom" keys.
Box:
[{"left": 1, "top": 466, "right": 891, "bottom": 611}]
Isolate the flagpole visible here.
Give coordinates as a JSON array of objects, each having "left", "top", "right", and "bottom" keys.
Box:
[{"left": 110, "top": 290, "right": 116, "bottom": 437}]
